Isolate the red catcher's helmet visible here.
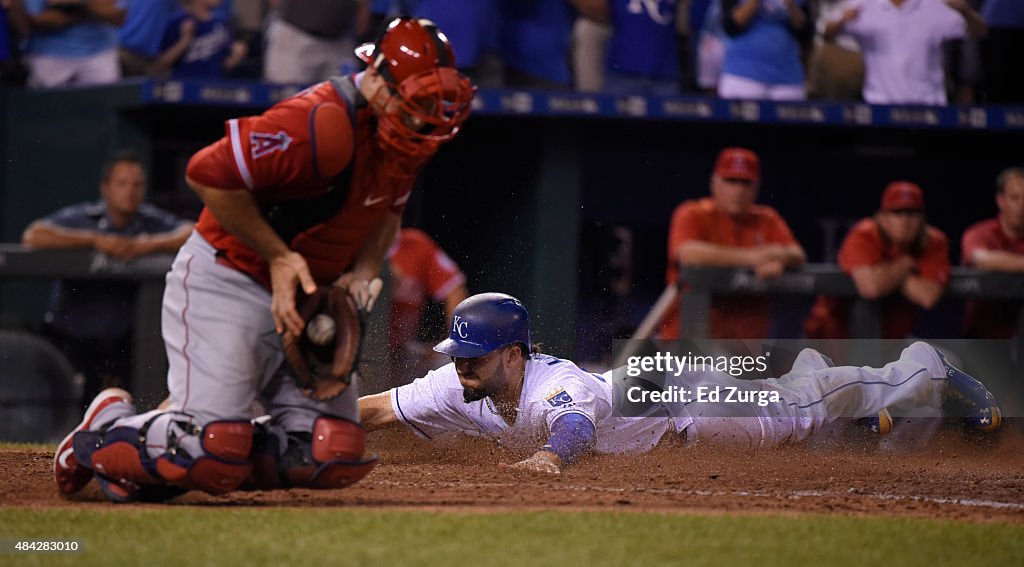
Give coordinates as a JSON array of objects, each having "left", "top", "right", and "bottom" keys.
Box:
[{"left": 355, "top": 17, "right": 475, "bottom": 157}]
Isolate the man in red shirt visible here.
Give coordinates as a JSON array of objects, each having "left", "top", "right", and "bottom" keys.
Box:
[
  {"left": 53, "top": 17, "right": 476, "bottom": 502},
  {"left": 961, "top": 167, "right": 1024, "bottom": 338},
  {"left": 387, "top": 227, "right": 469, "bottom": 383},
  {"left": 805, "top": 181, "right": 950, "bottom": 339},
  {"left": 660, "top": 147, "right": 806, "bottom": 339}
]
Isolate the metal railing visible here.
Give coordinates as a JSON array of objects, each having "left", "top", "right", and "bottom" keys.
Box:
[
  {"left": 0, "top": 245, "right": 173, "bottom": 407},
  {"left": 677, "top": 264, "right": 1024, "bottom": 340}
]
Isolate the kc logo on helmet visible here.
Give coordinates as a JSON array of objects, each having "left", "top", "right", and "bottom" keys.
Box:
[{"left": 452, "top": 315, "right": 469, "bottom": 339}]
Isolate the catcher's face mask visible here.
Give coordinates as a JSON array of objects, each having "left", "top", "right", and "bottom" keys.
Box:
[
  {"left": 376, "top": 67, "right": 474, "bottom": 158},
  {"left": 356, "top": 17, "right": 476, "bottom": 158}
]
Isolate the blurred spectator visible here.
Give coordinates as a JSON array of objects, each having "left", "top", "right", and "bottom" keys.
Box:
[
  {"left": 387, "top": 228, "right": 469, "bottom": 383},
  {"left": 805, "top": 182, "right": 949, "bottom": 339},
  {"left": 946, "top": 1, "right": 984, "bottom": 104},
  {"left": 232, "top": 0, "right": 271, "bottom": 36},
  {"left": 980, "top": 0, "right": 1024, "bottom": 103},
  {"left": 659, "top": 147, "right": 807, "bottom": 339},
  {"left": 21, "top": 150, "right": 193, "bottom": 404},
  {"left": 674, "top": 0, "right": 694, "bottom": 92},
  {"left": 961, "top": 167, "right": 1024, "bottom": 338},
  {"left": 1, "top": 0, "right": 30, "bottom": 85},
  {"left": 695, "top": 0, "right": 726, "bottom": 94},
  {"left": 0, "top": 3, "right": 12, "bottom": 63},
  {"left": 117, "top": 0, "right": 176, "bottom": 77},
  {"left": 807, "top": 0, "right": 864, "bottom": 100},
  {"left": 154, "top": 0, "right": 247, "bottom": 78},
  {"left": 364, "top": 0, "right": 415, "bottom": 41},
  {"left": 22, "top": 0, "right": 126, "bottom": 88},
  {"left": 824, "top": 0, "right": 987, "bottom": 106},
  {"left": 413, "top": 0, "right": 502, "bottom": 87},
  {"left": 602, "top": 0, "right": 681, "bottom": 95},
  {"left": 263, "top": 0, "right": 366, "bottom": 84},
  {"left": 500, "top": 0, "right": 579, "bottom": 89},
  {"left": 213, "top": 0, "right": 231, "bottom": 22},
  {"left": 718, "top": 0, "right": 811, "bottom": 101},
  {"left": 229, "top": 0, "right": 277, "bottom": 78},
  {"left": 366, "top": 0, "right": 389, "bottom": 41},
  {"left": 571, "top": 11, "right": 611, "bottom": 92}
]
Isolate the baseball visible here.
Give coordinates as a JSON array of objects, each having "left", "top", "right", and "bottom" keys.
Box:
[{"left": 306, "top": 314, "right": 336, "bottom": 346}]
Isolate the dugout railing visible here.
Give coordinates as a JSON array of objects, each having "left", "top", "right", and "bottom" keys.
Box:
[
  {"left": 0, "top": 245, "right": 398, "bottom": 413},
  {"left": 0, "top": 245, "right": 173, "bottom": 409},
  {"left": 677, "top": 264, "right": 1024, "bottom": 347}
]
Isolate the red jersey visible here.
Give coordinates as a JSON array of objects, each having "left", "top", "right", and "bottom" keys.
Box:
[
  {"left": 660, "top": 197, "right": 800, "bottom": 339},
  {"left": 186, "top": 78, "right": 429, "bottom": 288},
  {"left": 388, "top": 228, "right": 466, "bottom": 349},
  {"left": 961, "top": 218, "right": 1024, "bottom": 338},
  {"left": 805, "top": 218, "right": 950, "bottom": 339}
]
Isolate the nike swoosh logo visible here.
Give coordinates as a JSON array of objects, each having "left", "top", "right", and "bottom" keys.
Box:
[{"left": 363, "top": 195, "right": 386, "bottom": 207}]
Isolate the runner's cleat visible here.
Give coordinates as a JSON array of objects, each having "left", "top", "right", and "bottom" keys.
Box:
[
  {"left": 855, "top": 408, "right": 893, "bottom": 435},
  {"left": 934, "top": 349, "right": 1002, "bottom": 432}
]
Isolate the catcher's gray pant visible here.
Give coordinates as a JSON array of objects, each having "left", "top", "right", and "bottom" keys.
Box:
[
  {"left": 109, "top": 231, "right": 359, "bottom": 463},
  {"left": 681, "top": 342, "right": 947, "bottom": 448}
]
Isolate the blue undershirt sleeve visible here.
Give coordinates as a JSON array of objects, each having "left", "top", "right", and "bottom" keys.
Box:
[{"left": 541, "top": 412, "right": 596, "bottom": 465}]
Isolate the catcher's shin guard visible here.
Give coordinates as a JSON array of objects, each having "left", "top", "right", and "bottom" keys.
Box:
[
  {"left": 78, "top": 418, "right": 254, "bottom": 498},
  {"left": 73, "top": 426, "right": 161, "bottom": 494},
  {"left": 251, "top": 416, "right": 377, "bottom": 490},
  {"left": 153, "top": 420, "right": 254, "bottom": 494}
]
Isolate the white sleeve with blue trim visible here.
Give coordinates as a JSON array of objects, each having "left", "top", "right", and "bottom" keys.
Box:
[
  {"left": 527, "top": 356, "right": 613, "bottom": 434},
  {"left": 389, "top": 364, "right": 479, "bottom": 439}
]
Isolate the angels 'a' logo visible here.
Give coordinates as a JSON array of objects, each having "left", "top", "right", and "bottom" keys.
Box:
[{"left": 250, "top": 131, "right": 293, "bottom": 159}]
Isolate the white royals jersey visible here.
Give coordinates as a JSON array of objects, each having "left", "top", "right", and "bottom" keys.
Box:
[{"left": 390, "top": 353, "right": 684, "bottom": 454}]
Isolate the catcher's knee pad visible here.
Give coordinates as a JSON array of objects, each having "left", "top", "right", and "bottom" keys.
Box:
[
  {"left": 251, "top": 416, "right": 376, "bottom": 490},
  {"left": 78, "top": 419, "right": 254, "bottom": 496},
  {"left": 153, "top": 420, "right": 254, "bottom": 495}
]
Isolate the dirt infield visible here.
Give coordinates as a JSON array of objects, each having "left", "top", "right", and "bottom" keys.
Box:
[{"left": 4, "top": 421, "right": 1023, "bottom": 523}]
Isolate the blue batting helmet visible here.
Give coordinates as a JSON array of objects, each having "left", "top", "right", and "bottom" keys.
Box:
[{"left": 433, "top": 293, "right": 531, "bottom": 358}]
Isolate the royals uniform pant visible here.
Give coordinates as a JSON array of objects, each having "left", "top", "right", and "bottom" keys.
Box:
[
  {"left": 108, "top": 231, "right": 359, "bottom": 461},
  {"left": 679, "top": 342, "right": 947, "bottom": 448}
]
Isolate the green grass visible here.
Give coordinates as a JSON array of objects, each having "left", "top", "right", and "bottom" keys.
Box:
[
  {"left": 0, "top": 442, "right": 51, "bottom": 452},
  {"left": 1, "top": 509, "right": 1021, "bottom": 566}
]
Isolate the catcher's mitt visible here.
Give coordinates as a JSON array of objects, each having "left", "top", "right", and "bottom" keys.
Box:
[{"left": 282, "top": 286, "right": 364, "bottom": 401}]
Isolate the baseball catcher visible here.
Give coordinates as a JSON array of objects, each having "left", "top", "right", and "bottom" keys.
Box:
[{"left": 54, "top": 17, "right": 475, "bottom": 502}]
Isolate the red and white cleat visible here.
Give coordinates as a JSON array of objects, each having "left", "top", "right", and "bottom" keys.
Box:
[{"left": 53, "top": 388, "right": 134, "bottom": 495}]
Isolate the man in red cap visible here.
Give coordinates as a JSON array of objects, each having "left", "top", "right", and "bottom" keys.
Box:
[
  {"left": 660, "top": 147, "right": 806, "bottom": 339},
  {"left": 961, "top": 168, "right": 1024, "bottom": 338},
  {"left": 805, "top": 181, "right": 950, "bottom": 339}
]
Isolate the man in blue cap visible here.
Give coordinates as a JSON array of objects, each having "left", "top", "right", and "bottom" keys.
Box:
[
  {"left": 359, "top": 292, "right": 1002, "bottom": 474},
  {"left": 361, "top": 292, "right": 605, "bottom": 473}
]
